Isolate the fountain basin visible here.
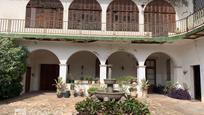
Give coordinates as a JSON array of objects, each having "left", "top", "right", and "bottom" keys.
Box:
[
  {"left": 104, "top": 79, "right": 116, "bottom": 84},
  {"left": 95, "top": 92, "right": 124, "bottom": 101}
]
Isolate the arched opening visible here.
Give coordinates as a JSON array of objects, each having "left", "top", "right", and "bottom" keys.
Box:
[
  {"left": 67, "top": 51, "right": 100, "bottom": 82},
  {"left": 145, "top": 52, "right": 175, "bottom": 93},
  {"left": 68, "top": 0, "right": 102, "bottom": 30},
  {"left": 106, "top": 51, "right": 138, "bottom": 78},
  {"left": 25, "top": 0, "right": 63, "bottom": 29},
  {"left": 107, "top": 0, "right": 139, "bottom": 31},
  {"left": 144, "top": 0, "right": 176, "bottom": 37},
  {"left": 27, "top": 50, "right": 60, "bottom": 92}
]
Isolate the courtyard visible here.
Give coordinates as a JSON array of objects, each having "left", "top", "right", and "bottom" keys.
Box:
[{"left": 0, "top": 92, "right": 204, "bottom": 115}]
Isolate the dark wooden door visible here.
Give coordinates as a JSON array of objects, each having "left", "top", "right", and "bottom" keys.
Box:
[
  {"left": 40, "top": 64, "right": 59, "bottom": 91},
  {"left": 25, "top": 67, "right": 31, "bottom": 93},
  {"left": 193, "top": 65, "right": 201, "bottom": 101}
]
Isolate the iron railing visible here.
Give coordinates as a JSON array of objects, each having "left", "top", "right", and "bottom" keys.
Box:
[{"left": 0, "top": 7, "right": 204, "bottom": 38}]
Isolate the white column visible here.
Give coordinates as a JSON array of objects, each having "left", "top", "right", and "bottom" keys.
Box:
[
  {"left": 59, "top": 64, "right": 67, "bottom": 83},
  {"left": 63, "top": 2, "right": 68, "bottom": 30},
  {"left": 100, "top": 64, "right": 107, "bottom": 84},
  {"left": 137, "top": 65, "right": 146, "bottom": 97},
  {"left": 138, "top": 6, "right": 144, "bottom": 33},
  {"left": 101, "top": 8, "right": 107, "bottom": 31}
]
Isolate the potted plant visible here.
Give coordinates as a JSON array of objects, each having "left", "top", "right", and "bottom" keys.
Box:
[
  {"left": 70, "top": 83, "right": 75, "bottom": 97},
  {"left": 85, "top": 76, "right": 93, "bottom": 84},
  {"left": 88, "top": 87, "right": 99, "bottom": 96},
  {"left": 129, "top": 81, "right": 137, "bottom": 98},
  {"left": 53, "top": 77, "right": 66, "bottom": 98},
  {"left": 141, "top": 79, "right": 150, "bottom": 98}
]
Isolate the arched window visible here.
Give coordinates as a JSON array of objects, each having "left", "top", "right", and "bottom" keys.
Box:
[
  {"left": 144, "top": 0, "right": 176, "bottom": 37},
  {"left": 25, "top": 0, "right": 63, "bottom": 29},
  {"left": 107, "top": 0, "right": 139, "bottom": 31},
  {"left": 68, "top": 0, "right": 102, "bottom": 30}
]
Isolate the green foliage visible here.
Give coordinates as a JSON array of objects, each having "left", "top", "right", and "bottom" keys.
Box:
[
  {"left": 75, "top": 97, "right": 150, "bottom": 115},
  {"left": 75, "top": 98, "right": 102, "bottom": 115},
  {"left": 116, "top": 76, "right": 136, "bottom": 85},
  {"left": 87, "top": 87, "right": 99, "bottom": 95},
  {"left": 121, "top": 97, "right": 150, "bottom": 115},
  {"left": 141, "top": 79, "right": 150, "bottom": 91},
  {"left": 53, "top": 77, "right": 67, "bottom": 95},
  {"left": 0, "top": 38, "right": 27, "bottom": 100},
  {"left": 164, "top": 81, "right": 176, "bottom": 94}
]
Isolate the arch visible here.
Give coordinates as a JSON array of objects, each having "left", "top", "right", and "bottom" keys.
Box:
[
  {"left": 106, "top": 51, "right": 138, "bottom": 78},
  {"left": 68, "top": 0, "right": 102, "bottom": 30},
  {"left": 28, "top": 49, "right": 60, "bottom": 64},
  {"left": 27, "top": 49, "right": 60, "bottom": 91},
  {"left": 25, "top": 0, "right": 64, "bottom": 29},
  {"left": 67, "top": 51, "right": 101, "bottom": 80},
  {"left": 144, "top": 0, "right": 176, "bottom": 37},
  {"left": 106, "top": 0, "right": 139, "bottom": 31},
  {"left": 144, "top": 52, "right": 176, "bottom": 87}
]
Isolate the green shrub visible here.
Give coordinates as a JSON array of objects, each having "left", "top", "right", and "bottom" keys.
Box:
[
  {"left": 75, "top": 97, "right": 150, "bottom": 115},
  {"left": 0, "top": 38, "right": 27, "bottom": 100},
  {"left": 75, "top": 98, "right": 102, "bottom": 115},
  {"left": 87, "top": 87, "right": 99, "bottom": 96},
  {"left": 121, "top": 97, "right": 150, "bottom": 115}
]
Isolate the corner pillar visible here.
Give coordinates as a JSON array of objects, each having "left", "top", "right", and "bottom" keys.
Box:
[
  {"left": 100, "top": 64, "right": 107, "bottom": 84},
  {"left": 137, "top": 65, "right": 146, "bottom": 97},
  {"left": 59, "top": 63, "right": 67, "bottom": 83}
]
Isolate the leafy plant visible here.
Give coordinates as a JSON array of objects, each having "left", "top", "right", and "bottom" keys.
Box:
[
  {"left": 101, "top": 99, "right": 123, "bottom": 115},
  {"left": 53, "top": 77, "right": 66, "bottom": 96},
  {"left": 85, "top": 75, "right": 93, "bottom": 81},
  {"left": 0, "top": 38, "right": 28, "bottom": 100},
  {"left": 75, "top": 98, "right": 102, "bottom": 115},
  {"left": 121, "top": 97, "right": 150, "bottom": 115},
  {"left": 164, "top": 81, "right": 176, "bottom": 94},
  {"left": 75, "top": 97, "right": 151, "bottom": 114},
  {"left": 116, "top": 76, "right": 136, "bottom": 85},
  {"left": 141, "top": 79, "right": 150, "bottom": 91},
  {"left": 88, "top": 87, "right": 99, "bottom": 96}
]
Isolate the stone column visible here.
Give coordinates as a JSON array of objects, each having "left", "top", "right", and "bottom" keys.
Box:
[
  {"left": 137, "top": 65, "right": 146, "bottom": 97},
  {"left": 100, "top": 64, "right": 107, "bottom": 84},
  {"left": 59, "top": 63, "right": 67, "bottom": 83},
  {"left": 101, "top": 7, "right": 107, "bottom": 31},
  {"left": 138, "top": 6, "right": 144, "bottom": 33}
]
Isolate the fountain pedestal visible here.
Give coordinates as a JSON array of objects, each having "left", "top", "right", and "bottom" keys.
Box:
[{"left": 95, "top": 65, "right": 124, "bottom": 101}]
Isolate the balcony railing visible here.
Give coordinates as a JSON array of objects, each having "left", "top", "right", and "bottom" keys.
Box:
[{"left": 0, "top": 7, "right": 204, "bottom": 39}]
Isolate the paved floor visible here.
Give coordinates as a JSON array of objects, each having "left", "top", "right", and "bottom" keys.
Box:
[{"left": 0, "top": 92, "right": 204, "bottom": 115}]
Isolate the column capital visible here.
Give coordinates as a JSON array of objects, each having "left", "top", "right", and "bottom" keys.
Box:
[
  {"left": 59, "top": 64, "right": 67, "bottom": 66},
  {"left": 137, "top": 65, "right": 146, "bottom": 68}
]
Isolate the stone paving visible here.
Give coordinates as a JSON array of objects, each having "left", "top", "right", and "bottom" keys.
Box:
[{"left": 0, "top": 92, "right": 204, "bottom": 115}]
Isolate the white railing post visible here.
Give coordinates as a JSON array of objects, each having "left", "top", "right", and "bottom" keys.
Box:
[{"left": 7, "top": 19, "right": 12, "bottom": 33}]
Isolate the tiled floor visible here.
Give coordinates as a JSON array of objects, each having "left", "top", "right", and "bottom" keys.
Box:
[{"left": 0, "top": 92, "right": 204, "bottom": 115}]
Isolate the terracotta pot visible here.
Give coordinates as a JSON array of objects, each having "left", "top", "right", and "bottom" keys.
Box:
[
  {"left": 142, "top": 90, "right": 148, "bottom": 98},
  {"left": 130, "top": 91, "right": 137, "bottom": 98},
  {"left": 88, "top": 80, "right": 92, "bottom": 84},
  {"left": 57, "top": 93, "right": 63, "bottom": 98}
]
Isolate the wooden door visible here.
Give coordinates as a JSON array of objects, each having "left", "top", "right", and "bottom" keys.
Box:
[
  {"left": 25, "top": 67, "right": 31, "bottom": 93},
  {"left": 145, "top": 59, "right": 156, "bottom": 85},
  {"left": 40, "top": 64, "right": 59, "bottom": 91}
]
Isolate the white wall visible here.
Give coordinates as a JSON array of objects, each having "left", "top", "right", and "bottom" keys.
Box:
[
  {"left": 107, "top": 52, "right": 137, "bottom": 78},
  {"left": 67, "top": 51, "right": 98, "bottom": 80}
]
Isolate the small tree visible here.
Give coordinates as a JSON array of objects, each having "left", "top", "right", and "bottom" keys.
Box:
[{"left": 0, "top": 38, "right": 28, "bottom": 100}]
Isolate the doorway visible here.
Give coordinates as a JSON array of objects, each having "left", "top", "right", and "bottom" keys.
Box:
[
  {"left": 25, "top": 67, "right": 31, "bottom": 93},
  {"left": 40, "top": 64, "right": 59, "bottom": 91},
  {"left": 193, "top": 65, "right": 201, "bottom": 101}
]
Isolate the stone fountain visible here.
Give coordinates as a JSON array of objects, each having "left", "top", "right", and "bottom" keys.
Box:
[{"left": 95, "top": 65, "right": 125, "bottom": 101}]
